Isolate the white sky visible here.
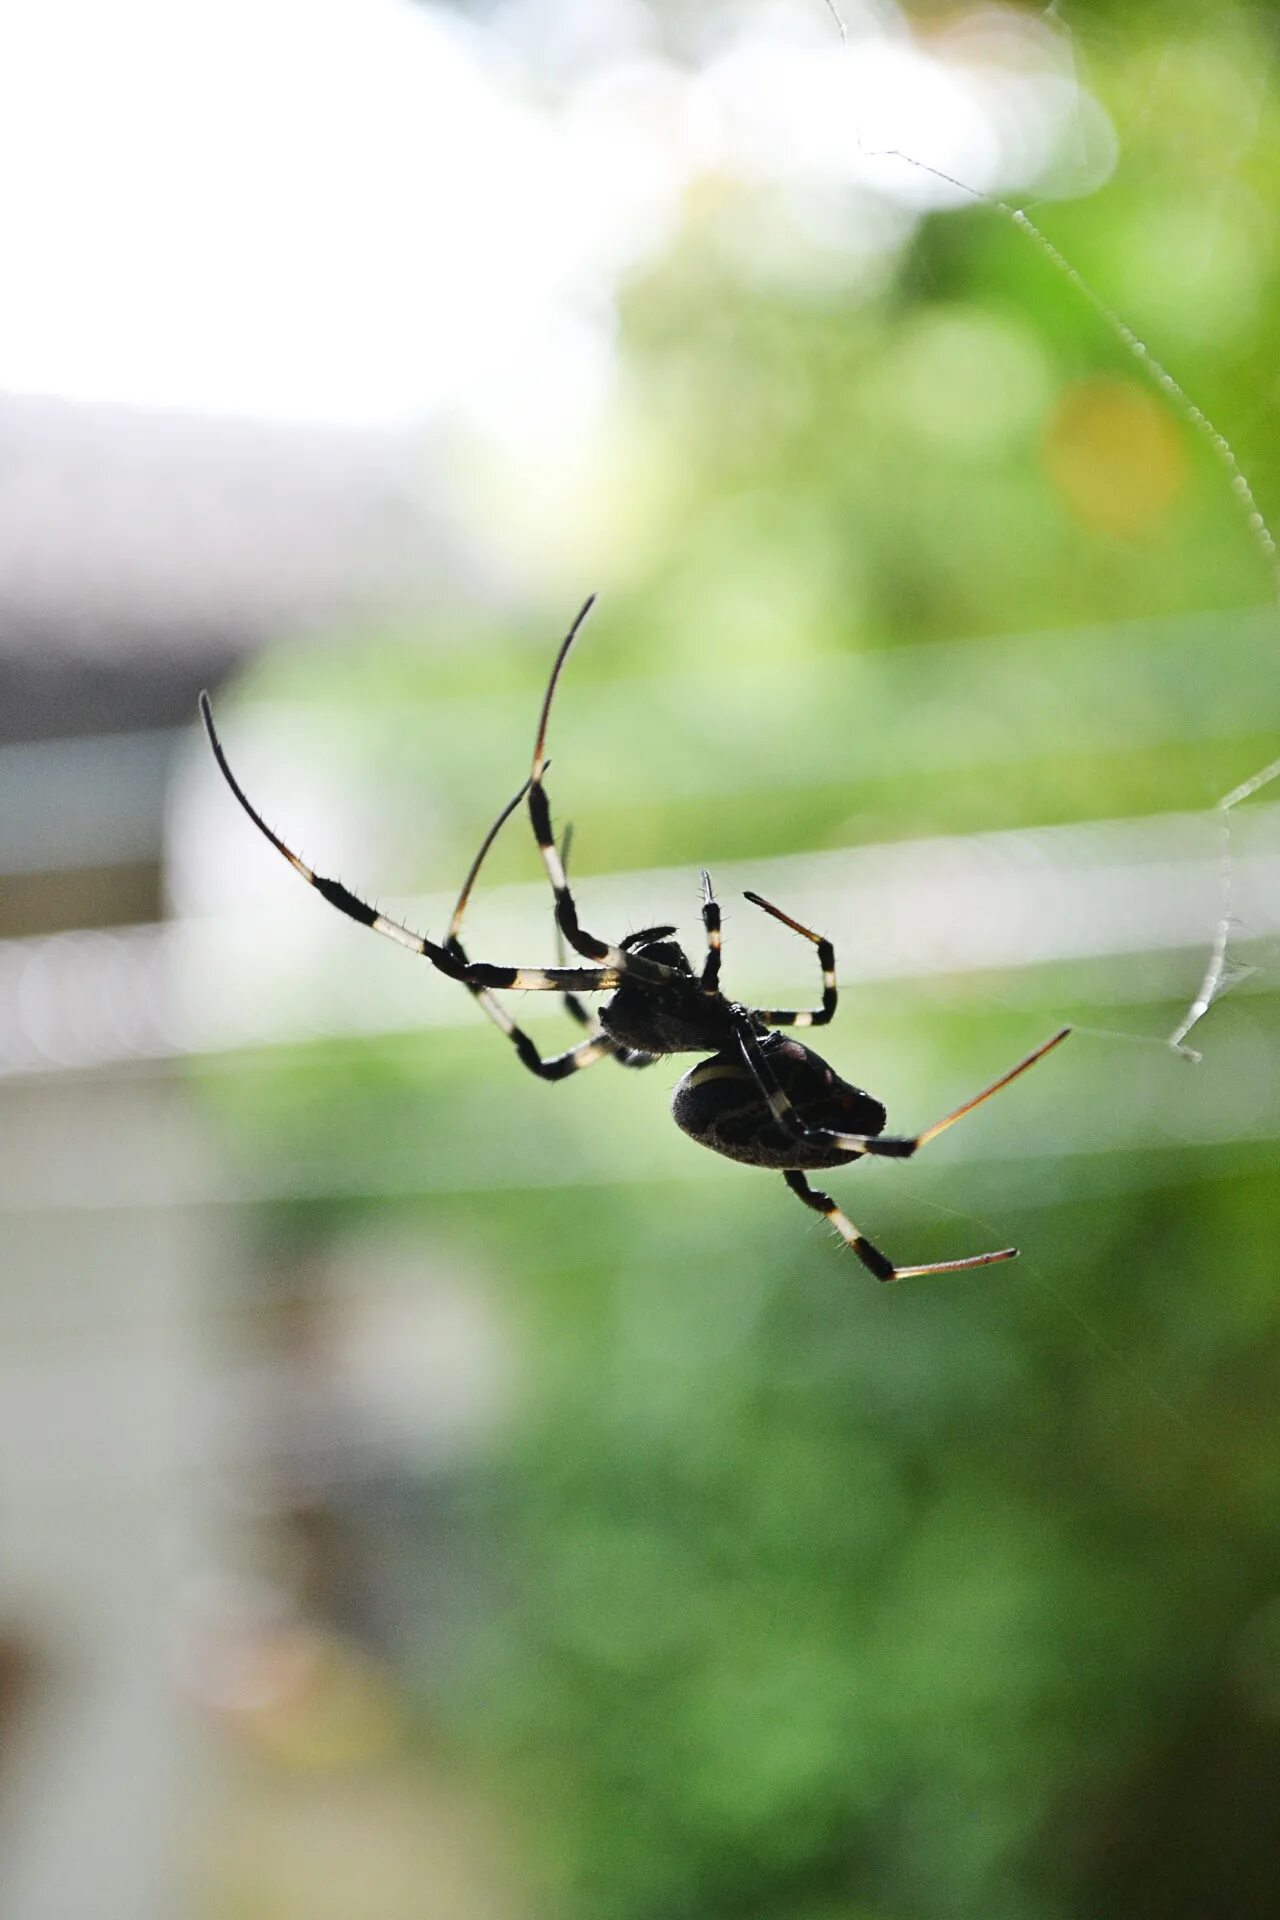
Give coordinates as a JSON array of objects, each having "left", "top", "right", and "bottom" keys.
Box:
[{"left": 0, "top": 0, "right": 1103, "bottom": 435}]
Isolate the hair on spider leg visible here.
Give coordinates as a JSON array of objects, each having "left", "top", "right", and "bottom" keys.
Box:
[{"left": 202, "top": 606, "right": 1071, "bottom": 1282}]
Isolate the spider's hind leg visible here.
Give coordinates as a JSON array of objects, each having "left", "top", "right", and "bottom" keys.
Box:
[
  {"left": 782, "top": 1171, "right": 1017, "bottom": 1282},
  {"left": 737, "top": 1017, "right": 1071, "bottom": 1162}
]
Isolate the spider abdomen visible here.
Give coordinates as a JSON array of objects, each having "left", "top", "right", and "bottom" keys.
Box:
[{"left": 672, "top": 1039, "right": 887, "bottom": 1171}]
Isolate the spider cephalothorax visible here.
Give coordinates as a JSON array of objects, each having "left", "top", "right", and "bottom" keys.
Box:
[
  {"left": 200, "top": 597, "right": 1069, "bottom": 1282},
  {"left": 598, "top": 937, "right": 741, "bottom": 1056}
]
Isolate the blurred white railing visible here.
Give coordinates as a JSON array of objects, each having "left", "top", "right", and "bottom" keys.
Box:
[{"left": 2, "top": 802, "right": 1277, "bottom": 1078}]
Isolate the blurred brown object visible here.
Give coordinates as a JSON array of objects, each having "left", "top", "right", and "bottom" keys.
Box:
[{"left": 0, "top": 1632, "right": 42, "bottom": 1781}]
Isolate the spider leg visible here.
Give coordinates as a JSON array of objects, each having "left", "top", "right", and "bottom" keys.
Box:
[
  {"left": 526, "top": 598, "right": 685, "bottom": 987},
  {"left": 199, "top": 691, "right": 623, "bottom": 996},
  {"left": 441, "top": 763, "right": 654, "bottom": 1075},
  {"left": 555, "top": 823, "right": 595, "bottom": 1033},
  {"left": 440, "top": 785, "right": 626, "bottom": 1081},
  {"left": 447, "top": 782, "right": 601, "bottom": 1027},
  {"left": 455, "top": 800, "right": 619, "bottom": 1030},
  {"left": 445, "top": 778, "right": 530, "bottom": 954},
  {"left": 782, "top": 1171, "right": 1017, "bottom": 1281},
  {"left": 451, "top": 799, "right": 638, "bottom": 1035},
  {"left": 555, "top": 827, "right": 659, "bottom": 1069},
  {"left": 735, "top": 1016, "right": 1071, "bottom": 1160},
  {"left": 448, "top": 991, "right": 619, "bottom": 1081},
  {"left": 700, "top": 869, "right": 723, "bottom": 990},
  {"left": 743, "top": 890, "right": 837, "bottom": 1027}
]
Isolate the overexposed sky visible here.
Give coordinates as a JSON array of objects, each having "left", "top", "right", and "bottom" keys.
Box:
[
  {"left": 0, "top": 0, "right": 607, "bottom": 433},
  {"left": 0, "top": 0, "right": 1104, "bottom": 437}
]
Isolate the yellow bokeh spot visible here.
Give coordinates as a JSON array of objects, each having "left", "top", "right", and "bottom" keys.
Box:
[{"left": 1042, "top": 374, "right": 1188, "bottom": 538}]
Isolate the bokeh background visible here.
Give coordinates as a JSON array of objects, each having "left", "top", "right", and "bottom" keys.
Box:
[{"left": 3, "top": 2, "right": 1280, "bottom": 1917}]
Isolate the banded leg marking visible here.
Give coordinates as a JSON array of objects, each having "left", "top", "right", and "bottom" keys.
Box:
[
  {"left": 555, "top": 822, "right": 594, "bottom": 1033},
  {"left": 444, "top": 788, "right": 624, "bottom": 1081},
  {"left": 526, "top": 599, "right": 686, "bottom": 987},
  {"left": 454, "top": 995, "right": 618, "bottom": 1081},
  {"left": 783, "top": 1172, "right": 1017, "bottom": 1282},
  {"left": 737, "top": 1019, "right": 1072, "bottom": 1160},
  {"left": 700, "top": 869, "right": 723, "bottom": 990},
  {"left": 555, "top": 825, "right": 657, "bottom": 1071},
  {"left": 200, "top": 692, "right": 622, "bottom": 996},
  {"left": 200, "top": 690, "right": 464, "bottom": 968},
  {"left": 744, "top": 890, "right": 837, "bottom": 1027}
]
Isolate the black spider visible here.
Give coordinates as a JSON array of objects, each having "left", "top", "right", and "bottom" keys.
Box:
[{"left": 200, "top": 597, "right": 1070, "bottom": 1282}]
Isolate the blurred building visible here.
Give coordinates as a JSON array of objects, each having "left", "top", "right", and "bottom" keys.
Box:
[
  {"left": 0, "top": 384, "right": 498, "bottom": 1920},
  {"left": 0, "top": 388, "right": 491, "bottom": 930}
]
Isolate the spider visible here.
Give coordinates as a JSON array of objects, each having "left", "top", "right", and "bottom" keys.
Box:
[{"left": 199, "top": 597, "right": 1070, "bottom": 1282}]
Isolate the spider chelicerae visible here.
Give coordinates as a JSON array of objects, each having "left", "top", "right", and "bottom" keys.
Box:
[{"left": 200, "top": 598, "right": 1070, "bottom": 1282}]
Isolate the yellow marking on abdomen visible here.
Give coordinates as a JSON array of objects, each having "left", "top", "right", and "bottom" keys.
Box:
[{"left": 683, "top": 1058, "right": 753, "bottom": 1089}]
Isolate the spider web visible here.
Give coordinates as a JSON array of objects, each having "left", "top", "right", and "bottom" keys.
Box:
[{"left": 821, "top": 0, "right": 1280, "bottom": 1065}]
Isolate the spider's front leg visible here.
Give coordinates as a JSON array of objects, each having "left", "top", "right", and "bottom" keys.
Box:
[
  {"left": 440, "top": 784, "right": 630, "bottom": 1082},
  {"left": 553, "top": 824, "right": 657, "bottom": 1070},
  {"left": 199, "top": 691, "right": 628, "bottom": 1010},
  {"left": 525, "top": 598, "right": 681, "bottom": 988},
  {"left": 734, "top": 1016, "right": 1072, "bottom": 1160}
]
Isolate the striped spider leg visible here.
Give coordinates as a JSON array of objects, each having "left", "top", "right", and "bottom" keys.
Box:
[
  {"left": 198, "top": 691, "right": 632, "bottom": 1003},
  {"left": 699, "top": 868, "right": 724, "bottom": 989},
  {"left": 781, "top": 1169, "right": 1021, "bottom": 1284},
  {"left": 696, "top": 870, "right": 835, "bottom": 1019},
  {"left": 525, "top": 596, "right": 685, "bottom": 989},
  {"left": 551, "top": 823, "right": 658, "bottom": 1069},
  {"left": 443, "top": 787, "right": 658, "bottom": 1078},
  {"left": 734, "top": 1018, "right": 1071, "bottom": 1165},
  {"left": 741, "top": 888, "right": 838, "bottom": 1028},
  {"left": 440, "top": 782, "right": 630, "bottom": 1081},
  {"left": 552, "top": 822, "right": 595, "bottom": 1033},
  {"left": 729, "top": 1018, "right": 1072, "bottom": 1282}
]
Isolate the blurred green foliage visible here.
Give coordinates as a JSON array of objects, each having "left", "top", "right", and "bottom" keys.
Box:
[{"left": 205, "top": 5, "right": 1280, "bottom": 1917}]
